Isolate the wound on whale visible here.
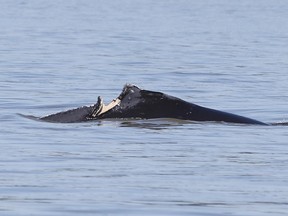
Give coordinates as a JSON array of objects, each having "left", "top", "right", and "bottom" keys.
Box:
[{"left": 37, "top": 84, "right": 273, "bottom": 125}]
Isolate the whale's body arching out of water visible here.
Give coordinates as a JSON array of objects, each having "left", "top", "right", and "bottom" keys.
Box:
[{"left": 25, "top": 84, "right": 287, "bottom": 126}]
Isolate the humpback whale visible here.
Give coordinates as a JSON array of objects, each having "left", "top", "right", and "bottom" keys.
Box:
[{"left": 32, "top": 84, "right": 280, "bottom": 125}]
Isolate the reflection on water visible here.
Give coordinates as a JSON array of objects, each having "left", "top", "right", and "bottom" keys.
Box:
[{"left": 112, "top": 118, "right": 195, "bottom": 130}]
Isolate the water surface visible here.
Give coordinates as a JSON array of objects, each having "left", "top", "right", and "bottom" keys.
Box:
[{"left": 1, "top": 0, "right": 288, "bottom": 215}]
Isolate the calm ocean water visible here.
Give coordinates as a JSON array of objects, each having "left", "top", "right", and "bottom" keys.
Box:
[{"left": 1, "top": 0, "right": 288, "bottom": 215}]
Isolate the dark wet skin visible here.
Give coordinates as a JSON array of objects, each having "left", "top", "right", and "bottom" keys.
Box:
[{"left": 38, "top": 84, "right": 274, "bottom": 125}]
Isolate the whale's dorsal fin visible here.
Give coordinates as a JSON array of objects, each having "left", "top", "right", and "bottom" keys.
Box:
[
  {"left": 89, "top": 96, "right": 121, "bottom": 118},
  {"left": 90, "top": 96, "right": 104, "bottom": 118}
]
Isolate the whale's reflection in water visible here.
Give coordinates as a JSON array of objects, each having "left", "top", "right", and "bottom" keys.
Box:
[{"left": 86, "top": 118, "right": 201, "bottom": 130}]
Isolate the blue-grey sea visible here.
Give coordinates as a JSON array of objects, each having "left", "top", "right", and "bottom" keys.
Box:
[{"left": 1, "top": 0, "right": 288, "bottom": 215}]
